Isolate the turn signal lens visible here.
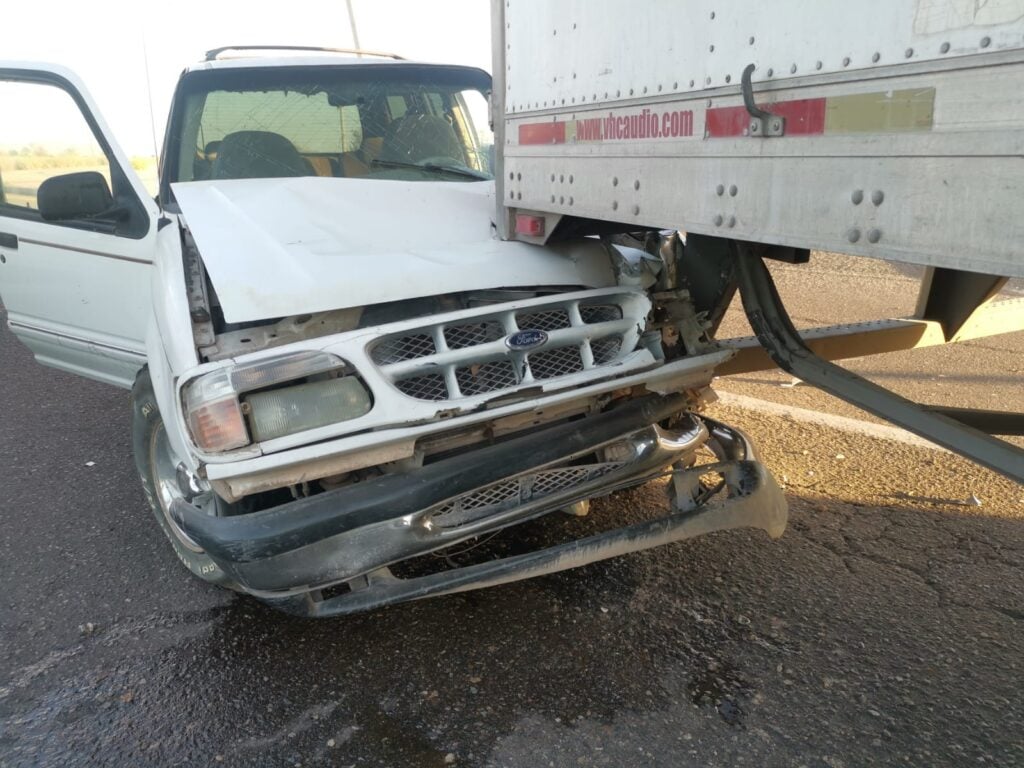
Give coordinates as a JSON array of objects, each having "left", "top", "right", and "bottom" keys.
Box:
[
  {"left": 188, "top": 397, "right": 250, "bottom": 453},
  {"left": 183, "top": 369, "right": 250, "bottom": 452}
]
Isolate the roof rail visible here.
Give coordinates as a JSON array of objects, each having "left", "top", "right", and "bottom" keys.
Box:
[{"left": 204, "top": 45, "right": 405, "bottom": 62}]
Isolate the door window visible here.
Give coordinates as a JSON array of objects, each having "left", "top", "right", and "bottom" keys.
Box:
[
  {"left": 0, "top": 80, "right": 111, "bottom": 211},
  {"left": 0, "top": 77, "right": 148, "bottom": 238}
]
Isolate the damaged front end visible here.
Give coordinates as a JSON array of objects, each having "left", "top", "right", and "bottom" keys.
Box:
[
  {"left": 170, "top": 392, "right": 786, "bottom": 617},
  {"left": 167, "top": 199, "right": 786, "bottom": 616}
]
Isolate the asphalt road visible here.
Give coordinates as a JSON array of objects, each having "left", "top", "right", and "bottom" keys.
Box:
[{"left": 1, "top": 256, "right": 1022, "bottom": 767}]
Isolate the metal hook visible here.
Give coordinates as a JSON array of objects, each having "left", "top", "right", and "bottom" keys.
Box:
[{"left": 741, "top": 64, "right": 785, "bottom": 137}]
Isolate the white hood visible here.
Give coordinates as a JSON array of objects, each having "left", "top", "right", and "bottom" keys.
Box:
[{"left": 171, "top": 178, "right": 615, "bottom": 324}]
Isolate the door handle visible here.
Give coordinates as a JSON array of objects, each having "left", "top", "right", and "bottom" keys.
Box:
[{"left": 0, "top": 232, "right": 18, "bottom": 249}]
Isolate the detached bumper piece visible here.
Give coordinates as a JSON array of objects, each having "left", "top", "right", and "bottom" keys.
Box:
[{"left": 171, "top": 393, "right": 787, "bottom": 617}]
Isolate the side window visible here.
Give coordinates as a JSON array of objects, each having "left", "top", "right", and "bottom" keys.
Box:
[{"left": 0, "top": 79, "right": 111, "bottom": 212}]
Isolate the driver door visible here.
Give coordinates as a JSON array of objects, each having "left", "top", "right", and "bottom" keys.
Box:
[{"left": 0, "top": 64, "right": 159, "bottom": 388}]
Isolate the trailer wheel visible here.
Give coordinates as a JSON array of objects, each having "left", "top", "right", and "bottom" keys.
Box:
[{"left": 131, "top": 367, "right": 238, "bottom": 589}]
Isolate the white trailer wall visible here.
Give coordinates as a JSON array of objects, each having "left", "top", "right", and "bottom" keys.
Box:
[{"left": 495, "top": 0, "right": 1024, "bottom": 277}]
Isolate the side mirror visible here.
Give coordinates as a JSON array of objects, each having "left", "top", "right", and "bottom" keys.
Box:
[{"left": 37, "top": 171, "right": 114, "bottom": 221}]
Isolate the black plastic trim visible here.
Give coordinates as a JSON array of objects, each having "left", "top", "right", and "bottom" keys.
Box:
[{"left": 172, "top": 393, "right": 687, "bottom": 562}]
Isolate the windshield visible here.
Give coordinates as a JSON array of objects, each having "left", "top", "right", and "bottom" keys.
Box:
[{"left": 163, "top": 63, "right": 493, "bottom": 197}]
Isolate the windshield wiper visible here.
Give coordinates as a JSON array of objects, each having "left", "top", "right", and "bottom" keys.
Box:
[{"left": 371, "top": 159, "right": 490, "bottom": 180}]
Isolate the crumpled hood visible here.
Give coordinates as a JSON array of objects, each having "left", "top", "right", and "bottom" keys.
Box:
[{"left": 171, "top": 178, "right": 615, "bottom": 324}]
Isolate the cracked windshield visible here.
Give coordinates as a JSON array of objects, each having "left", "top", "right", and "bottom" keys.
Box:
[{"left": 170, "top": 65, "right": 493, "bottom": 187}]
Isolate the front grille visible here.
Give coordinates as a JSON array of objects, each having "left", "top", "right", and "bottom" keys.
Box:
[
  {"left": 445, "top": 321, "right": 504, "bottom": 350},
  {"left": 369, "top": 291, "right": 644, "bottom": 402},
  {"left": 430, "top": 461, "right": 624, "bottom": 529},
  {"left": 456, "top": 359, "right": 520, "bottom": 395},
  {"left": 528, "top": 345, "right": 585, "bottom": 380},
  {"left": 516, "top": 308, "right": 571, "bottom": 331},
  {"left": 591, "top": 337, "right": 623, "bottom": 365},
  {"left": 371, "top": 333, "right": 436, "bottom": 364},
  {"left": 395, "top": 373, "right": 448, "bottom": 401},
  {"left": 580, "top": 304, "right": 623, "bottom": 324}
]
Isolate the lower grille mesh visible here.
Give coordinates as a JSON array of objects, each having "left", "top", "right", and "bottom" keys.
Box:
[{"left": 430, "top": 462, "right": 624, "bottom": 528}]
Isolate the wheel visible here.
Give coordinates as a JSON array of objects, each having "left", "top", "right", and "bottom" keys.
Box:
[{"left": 131, "top": 367, "right": 238, "bottom": 589}]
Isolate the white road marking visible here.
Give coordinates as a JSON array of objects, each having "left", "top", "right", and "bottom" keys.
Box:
[{"left": 714, "top": 391, "right": 948, "bottom": 452}]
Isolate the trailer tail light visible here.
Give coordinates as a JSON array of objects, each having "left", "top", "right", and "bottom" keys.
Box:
[{"left": 515, "top": 214, "right": 545, "bottom": 237}]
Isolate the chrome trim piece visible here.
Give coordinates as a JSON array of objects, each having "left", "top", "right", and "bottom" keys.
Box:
[
  {"left": 6, "top": 320, "right": 145, "bottom": 357},
  {"left": 18, "top": 237, "right": 152, "bottom": 265}
]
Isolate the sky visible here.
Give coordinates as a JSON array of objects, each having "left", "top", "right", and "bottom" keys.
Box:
[{"left": 2, "top": 0, "right": 493, "bottom": 155}]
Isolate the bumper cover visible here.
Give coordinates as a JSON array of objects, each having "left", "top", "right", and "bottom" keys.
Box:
[{"left": 171, "top": 393, "right": 787, "bottom": 616}]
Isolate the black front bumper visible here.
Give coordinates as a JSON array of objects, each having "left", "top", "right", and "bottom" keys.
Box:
[{"left": 171, "top": 393, "right": 787, "bottom": 616}]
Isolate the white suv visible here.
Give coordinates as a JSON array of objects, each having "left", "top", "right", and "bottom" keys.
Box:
[{"left": 0, "top": 48, "right": 785, "bottom": 616}]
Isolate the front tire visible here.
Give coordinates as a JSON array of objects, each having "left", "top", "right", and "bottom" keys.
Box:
[{"left": 131, "top": 367, "right": 237, "bottom": 589}]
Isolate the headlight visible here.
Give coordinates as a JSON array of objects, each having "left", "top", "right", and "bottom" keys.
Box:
[
  {"left": 246, "top": 377, "right": 371, "bottom": 442},
  {"left": 183, "top": 352, "right": 372, "bottom": 452}
]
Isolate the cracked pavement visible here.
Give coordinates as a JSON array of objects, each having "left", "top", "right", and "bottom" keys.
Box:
[{"left": 1, "top": 254, "right": 1022, "bottom": 766}]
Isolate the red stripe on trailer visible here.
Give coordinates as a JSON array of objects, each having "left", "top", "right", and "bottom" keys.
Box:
[
  {"left": 705, "top": 98, "right": 826, "bottom": 138},
  {"left": 519, "top": 122, "right": 567, "bottom": 145}
]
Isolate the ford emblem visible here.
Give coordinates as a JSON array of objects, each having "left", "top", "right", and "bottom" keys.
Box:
[{"left": 505, "top": 329, "right": 548, "bottom": 351}]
